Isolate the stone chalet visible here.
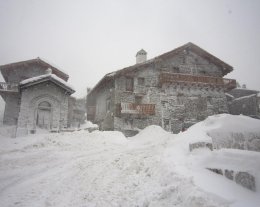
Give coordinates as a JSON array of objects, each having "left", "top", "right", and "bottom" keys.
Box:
[
  {"left": 226, "top": 87, "right": 260, "bottom": 118},
  {"left": 87, "top": 42, "right": 236, "bottom": 136},
  {"left": 0, "top": 58, "right": 75, "bottom": 135}
]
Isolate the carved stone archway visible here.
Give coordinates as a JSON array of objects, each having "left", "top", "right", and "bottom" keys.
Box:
[
  {"left": 29, "top": 94, "right": 61, "bottom": 130},
  {"left": 36, "top": 101, "right": 52, "bottom": 129}
]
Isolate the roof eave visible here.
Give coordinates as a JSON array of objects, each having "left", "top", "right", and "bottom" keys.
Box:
[
  {"left": 0, "top": 58, "right": 69, "bottom": 81},
  {"left": 20, "top": 77, "right": 75, "bottom": 95}
]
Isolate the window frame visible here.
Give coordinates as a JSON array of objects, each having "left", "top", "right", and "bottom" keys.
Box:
[{"left": 126, "top": 77, "right": 134, "bottom": 92}]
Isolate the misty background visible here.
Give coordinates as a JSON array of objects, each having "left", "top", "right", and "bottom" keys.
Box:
[{"left": 0, "top": 0, "right": 259, "bottom": 103}]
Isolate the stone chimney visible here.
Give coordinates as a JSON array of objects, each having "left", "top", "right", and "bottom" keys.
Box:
[{"left": 136, "top": 49, "right": 147, "bottom": 64}]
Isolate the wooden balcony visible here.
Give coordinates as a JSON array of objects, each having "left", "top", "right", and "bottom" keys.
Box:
[
  {"left": 223, "top": 79, "right": 237, "bottom": 90},
  {"left": 87, "top": 106, "right": 96, "bottom": 121},
  {"left": 120, "top": 103, "right": 155, "bottom": 115},
  {"left": 0, "top": 82, "right": 19, "bottom": 92},
  {"left": 159, "top": 73, "right": 236, "bottom": 90}
]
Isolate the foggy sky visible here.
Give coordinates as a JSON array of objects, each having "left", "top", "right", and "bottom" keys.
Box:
[{"left": 0, "top": 0, "right": 260, "bottom": 97}]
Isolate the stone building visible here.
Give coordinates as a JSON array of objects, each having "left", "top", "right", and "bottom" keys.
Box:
[
  {"left": 68, "top": 96, "right": 86, "bottom": 128},
  {"left": 87, "top": 42, "right": 236, "bottom": 136},
  {"left": 0, "top": 58, "right": 75, "bottom": 135},
  {"left": 226, "top": 87, "right": 259, "bottom": 118}
]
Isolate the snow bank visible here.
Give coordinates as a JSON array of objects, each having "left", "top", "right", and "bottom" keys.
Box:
[
  {"left": 174, "top": 114, "right": 260, "bottom": 152},
  {"left": 163, "top": 114, "right": 260, "bottom": 207},
  {"left": 205, "top": 114, "right": 260, "bottom": 151},
  {"left": 204, "top": 114, "right": 260, "bottom": 133},
  {"left": 131, "top": 125, "right": 169, "bottom": 140},
  {"left": 0, "top": 115, "right": 260, "bottom": 207},
  {"left": 0, "top": 126, "right": 16, "bottom": 138}
]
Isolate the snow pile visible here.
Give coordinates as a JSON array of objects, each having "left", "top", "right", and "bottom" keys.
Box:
[
  {"left": 205, "top": 114, "right": 260, "bottom": 151},
  {"left": 163, "top": 115, "right": 260, "bottom": 207},
  {"left": 129, "top": 125, "right": 171, "bottom": 146},
  {"left": 204, "top": 114, "right": 260, "bottom": 133},
  {"left": 0, "top": 126, "right": 16, "bottom": 138},
  {"left": 174, "top": 114, "right": 260, "bottom": 151},
  {"left": 79, "top": 121, "right": 98, "bottom": 129},
  {"left": 0, "top": 114, "right": 260, "bottom": 207}
]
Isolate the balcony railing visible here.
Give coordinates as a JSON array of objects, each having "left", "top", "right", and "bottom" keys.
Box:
[
  {"left": 159, "top": 73, "right": 236, "bottom": 90},
  {"left": 87, "top": 106, "right": 96, "bottom": 121},
  {"left": 223, "top": 79, "right": 237, "bottom": 90},
  {"left": 0, "top": 82, "right": 19, "bottom": 92},
  {"left": 120, "top": 102, "right": 155, "bottom": 115}
]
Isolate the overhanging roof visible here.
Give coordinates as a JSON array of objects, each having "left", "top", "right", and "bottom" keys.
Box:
[
  {"left": 88, "top": 42, "right": 233, "bottom": 97},
  {"left": 0, "top": 57, "right": 69, "bottom": 81}
]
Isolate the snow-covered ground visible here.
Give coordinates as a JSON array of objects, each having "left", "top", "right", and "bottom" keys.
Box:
[{"left": 0, "top": 114, "right": 260, "bottom": 207}]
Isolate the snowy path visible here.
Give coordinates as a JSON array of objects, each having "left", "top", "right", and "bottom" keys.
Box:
[{"left": 0, "top": 119, "right": 260, "bottom": 207}]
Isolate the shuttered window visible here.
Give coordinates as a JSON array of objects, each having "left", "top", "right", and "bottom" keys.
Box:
[{"left": 126, "top": 77, "right": 134, "bottom": 92}]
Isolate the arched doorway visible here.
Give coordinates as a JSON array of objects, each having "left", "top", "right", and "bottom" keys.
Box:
[{"left": 36, "top": 101, "right": 52, "bottom": 129}]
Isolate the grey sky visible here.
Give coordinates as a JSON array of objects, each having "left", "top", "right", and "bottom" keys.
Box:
[{"left": 0, "top": 0, "right": 260, "bottom": 97}]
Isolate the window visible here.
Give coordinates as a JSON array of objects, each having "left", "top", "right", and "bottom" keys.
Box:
[
  {"left": 106, "top": 98, "right": 111, "bottom": 112},
  {"left": 126, "top": 77, "right": 134, "bottom": 91},
  {"left": 163, "top": 119, "right": 170, "bottom": 131},
  {"left": 182, "top": 56, "right": 186, "bottom": 64},
  {"left": 173, "top": 66, "right": 180, "bottom": 73},
  {"left": 177, "top": 94, "right": 185, "bottom": 105},
  {"left": 161, "top": 101, "right": 167, "bottom": 108},
  {"left": 207, "top": 96, "right": 212, "bottom": 105},
  {"left": 38, "top": 101, "right": 51, "bottom": 110},
  {"left": 137, "top": 77, "right": 145, "bottom": 86}
]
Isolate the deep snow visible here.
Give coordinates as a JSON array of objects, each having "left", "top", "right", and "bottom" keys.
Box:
[{"left": 0, "top": 114, "right": 260, "bottom": 207}]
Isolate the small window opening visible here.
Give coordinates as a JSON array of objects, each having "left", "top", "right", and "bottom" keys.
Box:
[
  {"left": 126, "top": 77, "right": 134, "bottom": 92},
  {"left": 138, "top": 77, "right": 145, "bottom": 86}
]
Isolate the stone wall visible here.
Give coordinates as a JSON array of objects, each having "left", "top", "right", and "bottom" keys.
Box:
[
  {"left": 228, "top": 95, "right": 259, "bottom": 117},
  {"left": 93, "top": 81, "right": 114, "bottom": 130},
  {"left": 209, "top": 131, "right": 260, "bottom": 152},
  {"left": 3, "top": 94, "right": 20, "bottom": 125},
  {"left": 207, "top": 168, "right": 256, "bottom": 191},
  {"left": 113, "top": 51, "right": 228, "bottom": 134},
  {"left": 159, "top": 50, "right": 223, "bottom": 77},
  {"left": 17, "top": 81, "right": 69, "bottom": 133},
  {"left": 68, "top": 97, "right": 86, "bottom": 128}
]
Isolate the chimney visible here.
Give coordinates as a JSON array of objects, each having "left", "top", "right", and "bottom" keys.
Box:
[{"left": 136, "top": 49, "right": 147, "bottom": 64}]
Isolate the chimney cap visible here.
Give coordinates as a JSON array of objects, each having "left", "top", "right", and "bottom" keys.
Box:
[{"left": 136, "top": 49, "right": 147, "bottom": 57}]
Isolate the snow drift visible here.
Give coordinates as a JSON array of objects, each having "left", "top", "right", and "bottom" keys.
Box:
[{"left": 0, "top": 114, "right": 259, "bottom": 207}]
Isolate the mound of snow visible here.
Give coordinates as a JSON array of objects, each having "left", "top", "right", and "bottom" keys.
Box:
[
  {"left": 1, "top": 115, "right": 260, "bottom": 207},
  {"left": 79, "top": 121, "right": 98, "bottom": 129},
  {"left": 203, "top": 114, "right": 260, "bottom": 133},
  {"left": 129, "top": 125, "right": 171, "bottom": 145},
  {"left": 177, "top": 114, "right": 260, "bottom": 151},
  {"left": 90, "top": 130, "right": 128, "bottom": 145},
  {"left": 134, "top": 125, "right": 169, "bottom": 138}
]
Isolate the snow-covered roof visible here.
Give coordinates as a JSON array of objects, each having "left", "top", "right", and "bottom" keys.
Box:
[
  {"left": 225, "top": 93, "right": 234, "bottom": 99},
  {"left": 233, "top": 93, "right": 257, "bottom": 101},
  {"left": 88, "top": 42, "right": 234, "bottom": 97},
  {"left": 20, "top": 73, "right": 75, "bottom": 94},
  {"left": 0, "top": 58, "right": 69, "bottom": 82}
]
